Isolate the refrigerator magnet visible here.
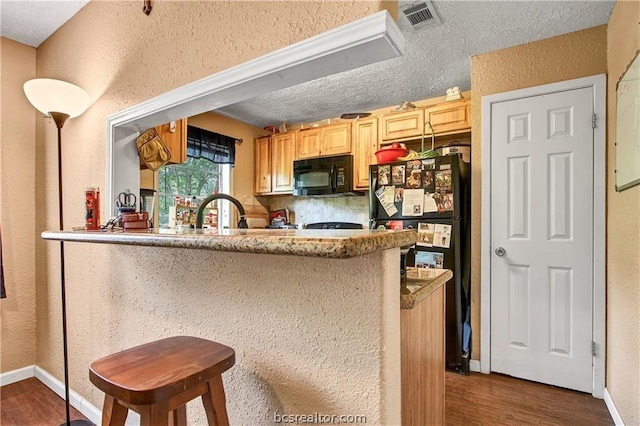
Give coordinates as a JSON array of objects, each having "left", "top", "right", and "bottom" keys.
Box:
[
  {"left": 392, "top": 165, "right": 406, "bottom": 185},
  {"left": 424, "top": 193, "right": 439, "bottom": 213},
  {"left": 422, "top": 170, "right": 435, "bottom": 191},
  {"left": 422, "top": 159, "right": 436, "bottom": 170},
  {"left": 415, "top": 251, "right": 444, "bottom": 269},
  {"left": 435, "top": 170, "right": 453, "bottom": 192},
  {"left": 378, "top": 165, "right": 390, "bottom": 185},
  {"left": 394, "top": 187, "right": 404, "bottom": 202},
  {"left": 433, "top": 224, "right": 452, "bottom": 248},
  {"left": 417, "top": 223, "right": 435, "bottom": 247},
  {"left": 402, "top": 189, "right": 425, "bottom": 216},
  {"left": 406, "top": 169, "right": 422, "bottom": 188},
  {"left": 406, "top": 160, "right": 422, "bottom": 170}
]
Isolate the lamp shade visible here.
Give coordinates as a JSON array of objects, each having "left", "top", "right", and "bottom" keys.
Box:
[{"left": 23, "top": 78, "right": 90, "bottom": 118}]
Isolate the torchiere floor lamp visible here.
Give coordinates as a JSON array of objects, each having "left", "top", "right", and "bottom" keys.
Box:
[{"left": 24, "top": 78, "right": 92, "bottom": 426}]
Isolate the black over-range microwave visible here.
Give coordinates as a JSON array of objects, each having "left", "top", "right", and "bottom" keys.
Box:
[{"left": 293, "top": 154, "right": 363, "bottom": 197}]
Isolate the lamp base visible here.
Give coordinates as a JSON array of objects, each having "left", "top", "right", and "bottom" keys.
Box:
[{"left": 60, "top": 419, "right": 96, "bottom": 426}]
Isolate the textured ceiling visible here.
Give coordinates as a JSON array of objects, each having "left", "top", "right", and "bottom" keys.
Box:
[
  {"left": 1, "top": 0, "right": 614, "bottom": 126},
  {"left": 0, "top": 0, "right": 89, "bottom": 47},
  {"left": 218, "top": 0, "right": 615, "bottom": 128}
]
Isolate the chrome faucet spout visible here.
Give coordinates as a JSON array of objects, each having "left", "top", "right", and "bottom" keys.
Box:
[{"left": 195, "top": 194, "right": 248, "bottom": 229}]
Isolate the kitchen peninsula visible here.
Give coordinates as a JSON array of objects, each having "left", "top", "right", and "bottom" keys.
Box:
[
  {"left": 41, "top": 228, "right": 448, "bottom": 425},
  {"left": 42, "top": 229, "right": 416, "bottom": 425}
]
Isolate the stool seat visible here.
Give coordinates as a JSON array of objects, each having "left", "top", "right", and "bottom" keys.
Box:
[{"left": 90, "top": 336, "right": 235, "bottom": 426}]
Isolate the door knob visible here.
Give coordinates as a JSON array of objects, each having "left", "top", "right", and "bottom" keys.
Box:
[{"left": 495, "top": 247, "right": 506, "bottom": 257}]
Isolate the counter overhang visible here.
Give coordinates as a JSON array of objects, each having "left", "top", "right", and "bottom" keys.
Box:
[{"left": 41, "top": 228, "right": 418, "bottom": 259}]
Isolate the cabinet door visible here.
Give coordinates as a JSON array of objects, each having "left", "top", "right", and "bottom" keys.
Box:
[
  {"left": 322, "top": 123, "right": 351, "bottom": 156},
  {"left": 353, "top": 118, "right": 378, "bottom": 189},
  {"left": 254, "top": 136, "right": 271, "bottom": 194},
  {"left": 296, "top": 128, "right": 322, "bottom": 159},
  {"left": 381, "top": 109, "right": 424, "bottom": 141},
  {"left": 156, "top": 119, "right": 187, "bottom": 165},
  {"left": 424, "top": 99, "right": 471, "bottom": 135},
  {"left": 272, "top": 132, "right": 296, "bottom": 193}
]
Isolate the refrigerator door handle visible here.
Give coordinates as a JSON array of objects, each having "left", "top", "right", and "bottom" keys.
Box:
[{"left": 369, "top": 175, "right": 377, "bottom": 228}]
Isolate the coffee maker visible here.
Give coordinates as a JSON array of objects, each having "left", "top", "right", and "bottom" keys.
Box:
[{"left": 139, "top": 189, "right": 156, "bottom": 228}]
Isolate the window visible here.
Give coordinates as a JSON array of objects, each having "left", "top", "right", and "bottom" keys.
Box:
[{"left": 158, "top": 157, "right": 231, "bottom": 228}]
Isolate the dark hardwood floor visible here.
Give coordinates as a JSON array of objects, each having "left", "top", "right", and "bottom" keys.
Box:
[
  {"left": 1, "top": 373, "right": 614, "bottom": 425},
  {"left": 0, "top": 378, "right": 88, "bottom": 426},
  {"left": 446, "top": 372, "right": 614, "bottom": 425}
]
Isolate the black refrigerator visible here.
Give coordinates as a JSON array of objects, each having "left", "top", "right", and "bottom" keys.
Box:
[{"left": 369, "top": 154, "right": 471, "bottom": 374}]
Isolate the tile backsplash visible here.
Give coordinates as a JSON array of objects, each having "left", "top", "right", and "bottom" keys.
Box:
[{"left": 267, "top": 195, "right": 369, "bottom": 228}]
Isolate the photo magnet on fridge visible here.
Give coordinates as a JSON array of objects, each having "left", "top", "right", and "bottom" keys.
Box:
[
  {"left": 433, "top": 224, "right": 452, "bottom": 248},
  {"left": 417, "top": 223, "right": 435, "bottom": 247},
  {"left": 435, "top": 170, "right": 454, "bottom": 212},
  {"left": 394, "top": 187, "right": 404, "bottom": 202},
  {"left": 406, "top": 160, "right": 422, "bottom": 170},
  {"left": 392, "top": 165, "right": 406, "bottom": 185},
  {"left": 422, "top": 170, "right": 435, "bottom": 191},
  {"left": 415, "top": 251, "right": 444, "bottom": 269},
  {"left": 378, "top": 165, "right": 390, "bottom": 185},
  {"left": 406, "top": 169, "right": 422, "bottom": 188},
  {"left": 422, "top": 159, "right": 435, "bottom": 170}
]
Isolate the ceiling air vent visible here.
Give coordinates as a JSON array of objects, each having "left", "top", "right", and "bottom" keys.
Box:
[{"left": 401, "top": 1, "right": 442, "bottom": 30}]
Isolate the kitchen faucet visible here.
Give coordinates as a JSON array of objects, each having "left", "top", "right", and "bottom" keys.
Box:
[{"left": 195, "top": 194, "right": 248, "bottom": 229}]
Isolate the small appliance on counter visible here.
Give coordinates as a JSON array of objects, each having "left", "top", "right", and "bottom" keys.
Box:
[
  {"left": 437, "top": 142, "right": 471, "bottom": 163},
  {"left": 264, "top": 208, "right": 297, "bottom": 229},
  {"left": 139, "top": 188, "right": 156, "bottom": 228}
]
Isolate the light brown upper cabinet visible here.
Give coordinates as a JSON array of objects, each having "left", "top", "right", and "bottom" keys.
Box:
[
  {"left": 254, "top": 136, "right": 271, "bottom": 194},
  {"left": 139, "top": 119, "right": 188, "bottom": 169},
  {"left": 297, "top": 128, "right": 323, "bottom": 159},
  {"left": 296, "top": 123, "right": 351, "bottom": 159},
  {"left": 353, "top": 118, "right": 378, "bottom": 190},
  {"left": 271, "top": 131, "right": 296, "bottom": 193},
  {"left": 424, "top": 99, "right": 471, "bottom": 135},
  {"left": 380, "top": 109, "right": 424, "bottom": 141},
  {"left": 157, "top": 119, "right": 188, "bottom": 164}
]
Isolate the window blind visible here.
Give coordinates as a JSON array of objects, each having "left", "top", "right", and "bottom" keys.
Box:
[{"left": 186, "top": 125, "right": 236, "bottom": 165}]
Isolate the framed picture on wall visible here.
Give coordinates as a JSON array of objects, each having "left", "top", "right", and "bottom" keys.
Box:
[{"left": 615, "top": 49, "right": 640, "bottom": 192}]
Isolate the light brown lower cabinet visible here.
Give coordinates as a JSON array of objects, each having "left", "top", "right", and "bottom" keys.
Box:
[{"left": 401, "top": 284, "right": 445, "bottom": 425}]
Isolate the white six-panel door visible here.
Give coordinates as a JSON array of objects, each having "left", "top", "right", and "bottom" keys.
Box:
[{"left": 490, "top": 87, "right": 594, "bottom": 392}]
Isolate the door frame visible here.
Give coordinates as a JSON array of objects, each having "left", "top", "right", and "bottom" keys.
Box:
[{"left": 480, "top": 74, "right": 606, "bottom": 398}]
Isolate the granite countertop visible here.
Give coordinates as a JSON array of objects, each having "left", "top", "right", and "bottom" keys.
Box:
[
  {"left": 41, "top": 228, "right": 417, "bottom": 259},
  {"left": 401, "top": 267, "right": 453, "bottom": 309}
]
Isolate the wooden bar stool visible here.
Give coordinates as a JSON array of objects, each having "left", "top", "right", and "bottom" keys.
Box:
[{"left": 89, "top": 336, "right": 235, "bottom": 426}]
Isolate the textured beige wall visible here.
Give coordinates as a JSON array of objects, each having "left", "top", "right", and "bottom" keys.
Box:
[
  {"left": 606, "top": 1, "right": 640, "bottom": 423},
  {"left": 0, "top": 37, "right": 37, "bottom": 373},
  {"left": 64, "top": 246, "right": 401, "bottom": 424},
  {"left": 26, "top": 0, "right": 398, "bottom": 420},
  {"left": 470, "top": 26, "right": 608, "bottom": 360}
]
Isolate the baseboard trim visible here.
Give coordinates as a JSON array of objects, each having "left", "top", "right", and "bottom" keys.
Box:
[
  {"left": 469, "top": 360, "right": 481, "bottom": 373},
  {"left": 0, "top": 365, "right": 35, "bottom": 386},
  {"left": 604, "top": 388, "right": 625, "bottom": 426},
  {"left": 34, "top": 366, "right": 102, "bottom": 425}
]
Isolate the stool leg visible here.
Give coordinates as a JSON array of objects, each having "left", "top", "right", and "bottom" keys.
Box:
[
  {"left": 102, "top": 395, "right": 128, "bottom": 426},
  {"left": 139, "top": 403, "right": 170, "bottom": 426},
  {"left": 201, "top": 376, "right": 229, "bottom": 426},
  {"left": 169, "top": 405, "right": 187, "bottom": 426}
]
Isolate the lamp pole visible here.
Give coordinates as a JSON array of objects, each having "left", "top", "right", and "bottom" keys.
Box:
[{"left": 50, "top": 112, "right": 76, "bottom": 426}]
